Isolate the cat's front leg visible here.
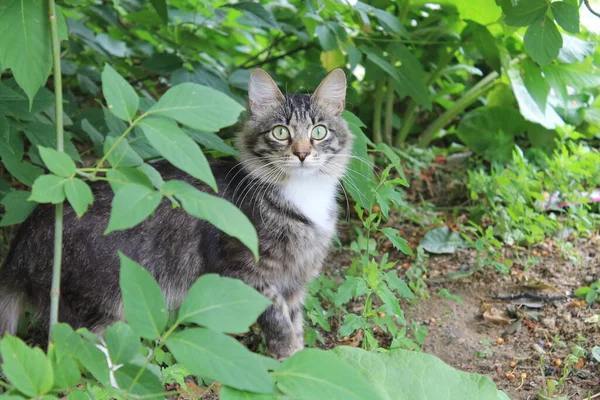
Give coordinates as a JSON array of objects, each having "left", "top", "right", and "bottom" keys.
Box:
[{"left": 257, "top": 292, "right": 304, "bottom": 360}]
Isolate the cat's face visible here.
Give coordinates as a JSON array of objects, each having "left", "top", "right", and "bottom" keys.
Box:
[{"left": 239, "top": 69, "right": 353, "bottom": 181}]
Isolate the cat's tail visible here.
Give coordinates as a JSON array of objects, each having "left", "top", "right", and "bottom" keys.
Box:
[{"left": 0, "top": 287, "right": 23, "bottom": 337}]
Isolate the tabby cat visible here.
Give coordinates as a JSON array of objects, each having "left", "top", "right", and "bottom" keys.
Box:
[{"left": 0, "top": 68, "right": 353, "bottom": 359}]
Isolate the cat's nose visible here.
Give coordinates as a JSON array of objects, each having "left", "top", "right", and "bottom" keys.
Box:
[{"left": 293, "top": 151, "right": 311, "bottom": 162}]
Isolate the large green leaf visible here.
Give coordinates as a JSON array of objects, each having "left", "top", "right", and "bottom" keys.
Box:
[
  {"left": 0, "top": 190, "right": 37, "bottom": 226},
  {"left": 228, "top": 2, "right": 280, "bottom": 30},
  {"left": 387, "top": 45, "right": 431, "bottom": 109},
  {"left": 105, "top": 183, "right": 162, "bottom": 234},
  {"left": 463, "top": 22, "right": 500, "bottom": 71},
  {"left": 551, "top": 1, "right": 579, "bottom": 33},
  {"left": 139, "top": 117, "right": 216, "bottom": 191},
  {"left": 114, "top": 364, "right": 163, "bottom": 399},
  {"left": 0, "top": 82, "right": 54, "bottom": 120},
  {"left": 101, "top": 64, "right": 139, "bottom": 122},
  {"left": 0, "top": 0, "right": 52, "bottom": 104},
  {"left": 504, "top": 0, "right": 548, "bottom": 26},
  {"left": 0, "top": 119, "right": 43, "bottom": 186},
  {"left": 103, "top": 136, "right": 143, "bottom": 168},
  {"left": 146, "top": 83, "right": 244, "bottom": 132},
  {"left": 0, "top": 336, "right": 54, "bottom": 397},
  {"left": 332, "top": 347, "right": 509, "bottom": 399},
  {"left": 524, "top": 17, "right": 563, "bottom": 66},
  {"left": 166, "top": 328, "right": 274, "bottom": 393},
  {"left": 106, "top": 167, "right": 154, "bottom": 192},
  {"left": 177, "top": 274, "right": 270, "bottom": 333},
  {"left": 522, "top": 60, "right": 549, "bottom": 114},
  {"left": 118, "top": 253, "right": 168, "bottom": 340},
  {"left": 149, "top": 0, "right": 168, "bottom": 23},
  {"left": 273, "top": 349, "right": 378, "bottom": 400},
  {"left": 71, "top": 339, "right": 110, "bottom": 386},
  {"left": 220, "top": 387, "right": 278, "bottom": 400},
  {"left": 186, "top": 129, "right": 239, "bottom": 156},
  {"left": 316, "top": 25, "right": 338, "bottom": 51},
  {"left": 162, "top": 180, "right": 259, "bottom": 260}
]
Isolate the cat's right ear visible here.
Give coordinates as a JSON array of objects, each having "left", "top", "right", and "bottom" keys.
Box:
[{"left": 248, "top": 69, "right": 285, "bottom": 116}]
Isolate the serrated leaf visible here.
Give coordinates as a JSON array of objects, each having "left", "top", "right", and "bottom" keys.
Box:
[
  {"left": 274, "top": 349, "right": 378, "bottom": 400},
  {"left": 65, "top": 178, "right": 93, "bottom": 217},
  {"left": 551, "top": 1, "right": 579, "bottom": 33},
  {"left": 38, "top": 146, "right": 76, "bottom": 178},
  {"left": 166, "top": 328, "right": 274, "bottom": 393},
  {"left": 0, "top": 191, "right": 37, "bottom": 226},
  {"left": 504, "top": 0, "right": 548, "bottom": 26},
  {"left": 379, "top": 227, "right": 413, "bottom": 256},
  {"left": 29, "top": 175, "right": 67, "bottom": 204},
  {"left": 101, "top": 64, "right": 139, "bottom": 122},
  {"left": 334, "top": 277, "right": 358, "bottom": 307},
  {"left": 146, "top": 83, "right": 244, "bottom": 132},
  {"left": 338, "top": 314, "right": 366, "bottom": 337},
  {"left": 333, "top": 347, "right": 509, "bottom": 399},
  {"left": 162, "top": 180, "right": 258, "bottom": 260},
  {"left": 385, "top": 271, "right": 415, "bottom": 299},
  {"left": 524, "top": 17, "right": 563, "bottom": 66},
  {"left": 118, "top": 253, "right": 168, "bottom": 340},
  {"left": 177, "top": 274, "right": 270, "bottom": 333},
  {"left": 0, "top": 336, "right": 54, "bottom": 397},
  {"left": 139, "top": 117, "right": 216, "bottom": 190}
]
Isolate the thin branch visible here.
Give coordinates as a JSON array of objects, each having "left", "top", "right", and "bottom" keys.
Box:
[
  {"left": 48, "top": 0, "right": 64, "bottom": 340},
  {"left": 239, "top": 34, "right": 285, "bottom": 69},
  {"left": 584, "top": 0, "right": 600, "bottom": 18},
  {"left": 244, "top": 45, "right": 313, "bottom": 69}
]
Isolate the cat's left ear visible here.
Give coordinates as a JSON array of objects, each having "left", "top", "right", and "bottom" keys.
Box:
[{"left": 311, "top": 68, "right": 346, "bottom": 116}]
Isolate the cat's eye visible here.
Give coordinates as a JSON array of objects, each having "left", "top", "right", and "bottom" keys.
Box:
[
  {"left": 311, "top": 125, "right": 328, "bottom": 140},
  {"left": 272, "top": 125, "right": 290, "bottom": 140}
]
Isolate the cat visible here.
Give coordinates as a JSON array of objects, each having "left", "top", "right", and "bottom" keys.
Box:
[{"left": 0, "top": 68, "right": 353, "bottom": 359}]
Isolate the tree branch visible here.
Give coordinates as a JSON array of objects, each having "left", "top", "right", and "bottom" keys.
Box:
[{"left": 584, "top": 0, "right": 600, "bottom": 18}]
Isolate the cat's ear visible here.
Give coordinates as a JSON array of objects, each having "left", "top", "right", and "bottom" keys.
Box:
[
  {"left": 311, "top": 68, "right": 346, "bottom": 115},
  {"left": 248, "top": 69, "right": 285, "bottom": 116}
]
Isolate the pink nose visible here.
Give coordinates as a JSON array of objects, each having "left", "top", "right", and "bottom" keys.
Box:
[{"left": 294, "top": 151, "right": 310, "bottom": 162}]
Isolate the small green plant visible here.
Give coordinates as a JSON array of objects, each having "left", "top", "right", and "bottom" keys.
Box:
[
  {"left": 473, "top": 339, "right": 493, "bottom": 360},
  {"left": 575, "top": 279, "right": 600, "bottom": 304},
  {"left": 461, "top": 223, "right": 512, "bottom": 274}
]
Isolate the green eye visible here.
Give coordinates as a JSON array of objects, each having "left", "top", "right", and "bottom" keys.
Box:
[
  {"left": 272, "top": 125, "right": 290, "bottom": 140},
  {"left": 311, "top": 125, "right": 327, "bottom": 140}
]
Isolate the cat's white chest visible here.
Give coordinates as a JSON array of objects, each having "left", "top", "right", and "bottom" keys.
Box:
[{"left": 282, "top": 174, "right": 338, "bottom": 233}]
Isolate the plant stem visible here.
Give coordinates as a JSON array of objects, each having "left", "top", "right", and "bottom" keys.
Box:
[
  {"left": 92, "top": 114, "right": 145, "bottom": 175},
  {"left": 48, "top": 0, "right": 64, "bottom": 340},
  {"left": 372, "top": 81, "right": 384, "bottom": 144},
  {"left": 384, "top": 76, "right": 395, "bottom": 145},
  {"left": 418, "top": 71, "right": 499, "bottom": 147}
]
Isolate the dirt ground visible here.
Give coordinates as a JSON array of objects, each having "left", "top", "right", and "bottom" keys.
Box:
[{"left": 314, "top": 219, "right": 600, "bottom": 400}]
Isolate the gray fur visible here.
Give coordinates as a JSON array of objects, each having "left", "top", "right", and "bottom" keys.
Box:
[{"left": 0, "top": 69, "right": 352, "bottom": 359}]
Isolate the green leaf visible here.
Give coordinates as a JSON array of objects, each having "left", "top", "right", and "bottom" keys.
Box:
[
  {"left": 105, "top": 183, "right": 162, "bottom": 234},
  {"left": 379, "top": 227, "right": 413, "bottom": 256},
  {"left": 106, "top": 167, "right": 153, "bottom": 192},
  {"left": 423, "top": 0, "right": 502, "bottom": 26},
  {"left": 103, "top": 136, "right": 143, "bottom": 168},
  {"left": 0, "top": 118, "right": 43, "bottom": 186},
  {"left": 551, "top": 1, "right": 579, "bottom": 33},
  {"left": 385, "top": 271, "right": 415, "bottom": 299},
  {"left": 166, "top": 328, "right": 274, "bottom": 393},
  {"left": 146, "top": 83, "right": 244, "bottom": 132},
  {"left": 29, "top": 175, "right": 67, "bottom": 204},
  {"left": 419, "top": 226, "right": 468, "bottom": 254},
  {"left": 274, "top": 349, "right": 378, "bottom": 400},
  {"left": 187, "top": 129, "right": 239, "bottom": 157},
  {"left": 71, "top": 338, "right": 110, "bottom": 385},
  {"left": 139, "top": 117, "right": 217, "bottom": 191},
  {"left": 105, "top": 322, "right": 141, "bottom": 364},
  {"left": 524, "top": 17, "right": 563, "bottom": 66},
  {"left": 316, "top": 25, "right": 338, "bottom": 51},
  {"left": 387, "top": 45, "right": 431, "bottom": 109},
  {"left": 118, "top": 253, "right": 168, "bottom": 340},
  {"left": 0, "top": 82, "right": 53, "bottom": 120},
  {"left": 522, "top": 59, "right": 550, "bottom": 113},
  {"left": 65, "top": 178, "right": 93, "bottom": 217},
  {"left": 67, "top": 391, "right": 90, "bottom": 400},
  {"left": 334, "top": 277, "right": 358, "bottom": 307},
  {"left": 220, "top": 387, "right": 277, "bottom": 400},
  {"left": 38, "top": 147, "right": 76, "bottom": 178},
  {"left": 333, "top": 347, "right": 509, "bottom": 399},
  {"left": 338, "top": 314, "right": 365, "bottom": 337},
  {"left": 0, "top": 0, "right": 53, "bottom": 105},
  {"left": 23, "top": 122, "right": 81, "bottom": 162},
  {"left": 162, "top": 180, "right": 259, "bottom": 260},
  {"left": 0, "top": 191, "right": 37, "bottom": 226},
  {"left": 149, "top": 0, "right": 168, "bottom": 23},
  {"left": 51, "top": 353, "right": 81, "bottom": 391},
  {"left": 463, "top": 22, "right": 500, "bottom": 71},
  {"left": 102, "top": 64, "right": 139, "bottom": 122},
  {"left": 504, "top": 0, "right": 548, "bottom": 26},
  {"left": 229, "top": 2, "right": 279, "bottom": 30},
  {"left": 114, "top": 364, "right": 163, "bottom": 399},
  {"left": 0, "top": 336, "right": 54, "bottom": 397},
  {"left": 177, "top": 274, "right": 270, "bottom": 333}
]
